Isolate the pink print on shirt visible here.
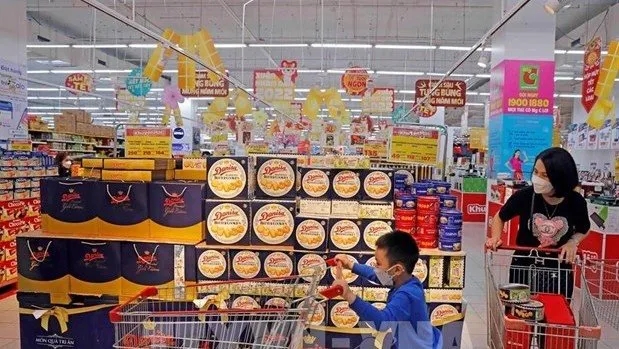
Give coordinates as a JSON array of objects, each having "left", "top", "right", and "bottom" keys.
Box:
[{"left": 532, "top": 214, "right": 569, "bottom": 247}]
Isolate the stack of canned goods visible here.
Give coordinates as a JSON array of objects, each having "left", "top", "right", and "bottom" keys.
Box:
[
  {"left": 394, "top": 171, "right": 416, "bottom": 235},
  {"left": 415, "top": 195, "right": 440, "bottom": 248},
  {"left": 438, "top": 208, "right": 463, "bottom": 251}
]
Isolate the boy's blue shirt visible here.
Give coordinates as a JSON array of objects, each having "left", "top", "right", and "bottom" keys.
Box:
[{"left": 348, "top": 263, "right": 442, "bottom": 349}]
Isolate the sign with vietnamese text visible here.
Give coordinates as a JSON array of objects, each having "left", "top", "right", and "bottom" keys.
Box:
[
  {"left": 341, "top": 67, "right": 370, "bottom": 96},
  {"left": 125, "top": 127, "right": 172, "bottom": 158},
  {"left": 415, "top": 79, "right": 466, "bottom": 107},
  {"left": 8, "top": 139, "right": 32, "bottom": 151},
  {"left": 363, "top": 140, "right": 387, "bottom": 158},
  {"left": 388, "top": 126, "right": 439, "bottom": 165},
  {"left": 469, "top": 127, "right": 487, "bottom": 150},
  {"left": 65, "top": 73, "right": 93, "bottom": 94},
  {"left": 181, "top": 70, "right": 229, "bottom": 97},
  {"left": 582, "top": 37, "right": 602, "bottom": 113},
  {"left": 362, "top": 88, "right": 395, "bottom": 113},
  {"left": 253, "top": 60, "right": 297, "bottom": 105}
]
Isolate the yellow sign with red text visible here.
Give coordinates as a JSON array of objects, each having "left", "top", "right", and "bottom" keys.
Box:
[
  {"left": 469, "top": 127, "right": 487, "bottom": 150},
  {"left": 125, "top": 127, "right": 172, "bottom": 158},
  {"left": 363, "top": 140, "right": 388, "bottom": 158},
  {"left": 389, "top": 127, "right": 439, "bottom": 165}
]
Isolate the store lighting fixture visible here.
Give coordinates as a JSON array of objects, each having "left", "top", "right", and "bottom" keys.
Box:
[
  {"left": 51, "top": 69, "right": 94, "bottom": 74},
  {"left": 294, "top": 97, "right": 307, "bottom": 101},
  {"left": 214, "top": 43, "right": 247, "bottom": 48},
  {"left": 398, "top": 90, "right": 415, "bottom": 94},
  {"left": 376, "top": 71, "right": 424, "bottom": 76},
  {"left": 559, "top": 93, "right": 581, "bottom": 98},
  {"left": 427, "top": 73, "right": 445, "bottom": 77},
  {"left": 249, "top": 43, "right": 308, "bottom": 47},
  {"left": 475, "top": 74, "right": 491, "bottom": 78},
  {"left": 395, "top": 100, "right": 415, "bottom": 104},
  {"left": 129, "top": 43, "right": 158, "bottom": 48},
  {"left": 554, "top": 49, "right": 567, "bottom": 54},
  {"left": 73, "top": 44, "right": 128, "bottom": 48},
  {"left": 438, "top": 46, "right": 471, "bottom": 51},
  {"left": 297, "top": 69, "right": 324, "bottom": 73},
  {"left": 28, "top": 87, "right": 59, "bottom": 91},
  {"left": 451, "top": 73, "right": 475, "bottom": 77},
  {"left": 96, "top": 88, "right": 116, "bottom": 91},
  {"left": 27, "top": 70, "right": 51, "bottom": 74},
  {"left": 374, "top": 44, "right": 436, "bottom": 50},
  {"left": 477, "top": 50, "right": 490, "bottom": 68},
  {"left": 466, "top": 91, "right": 479, "bottom": 95},
  {"left": 94, "top": 69, "right": 133, "bottom": 73},
  {"left": 566, "top": 50, "right": 585, "bottom": 54},
  {"left": 162, "top": 69, "right": 179, "bottom": 73},
  {"left": 327, "top": 69, "right": 346, "bottom": 74},
  {"left": 479, "top": 92, "right": 490, "bottom": 96},
  {"left": 27, "top": 44, "right": 71, "bottom": 48},
  {"left": 544, "top": 0, "right": 570, "bottom": 15},
  {"left": 311, "top": 43, "right": 373, "bottom": 48},
  {"left": 554, "top": 76, "right": 573, "bottom": 81},
  {"left": 466, "top": 102, "right": 485, "bottom": 106}
]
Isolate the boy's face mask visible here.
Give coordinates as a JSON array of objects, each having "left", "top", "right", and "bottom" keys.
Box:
[{"left": 374, "top": 265, "right": 401, "bottom": 286}]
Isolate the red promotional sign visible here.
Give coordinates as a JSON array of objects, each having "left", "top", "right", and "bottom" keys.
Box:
[
  {"left": 412, "top": 102, "right": 437, "bottom": 118},
  {"left": 253, "top": 60, "right": 298, "bottom": 104},
  {"left": 415, "top": 79, "right": 467, "bottom": 107},
  {"left": 581, "top": 37, "right": 602, "bottom": 113},
  {"left": 341, "top": 67, "right": 370, "bottom": 96},
  {"left": 65, "top": 73, "right": 94, "bottom": 94},
  {"left": 181, "top": 71, "right": 229, "bottom": 97}
]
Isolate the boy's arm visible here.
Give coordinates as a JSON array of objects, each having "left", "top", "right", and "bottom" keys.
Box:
[
  {"left": 348, "top": 292, "right": 411, "bottom": 327},
  {"left": 351, "top": 263, "right": 379, "bottom": 284}
]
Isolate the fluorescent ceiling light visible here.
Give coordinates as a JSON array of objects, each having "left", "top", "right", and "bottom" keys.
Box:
[
  {"left": 96, "top": 88, "right": 116, "bottom": 91},
  {"left": 554, "top": 76, "right": 573, "bottom": 81},
  {"left": 479, "top": 92, "right": 490, "bottom": 96},
  {"left": 38, "top": 96, "right": 67, "bottom": 100},
  {"left": 566, "top": 50, "right": 585, "bottom": 54},
  {"left": 466, "top": 91, "right": 479, "bottom": 95},
  {"left": 29, "top": 106, "right": 56, "bottom": 110},
  {"left": 394, "top": 100, "right": 415, "bottom": 104},
  {"left": 129, "top": 44, "right": 157, "bottom": 48},
  {"left": 477, "top": 51, "right": 490, "bottom": 68},
  {"left": 559, "top": 93, "right": 581, "bottom": 98},
  {"left": 398, "top": 90, "right": 415, "bottom": 94},
  {"left": 376, "top": 71, "right": 423, "bottom": 76},
  {"left": 297, "top": 69, "right": 324, "bottom": 73},
  {"left": 249, "top": 43, "right": 308, "bottom": 47},
  {"left": 73, "top": 44, "right": 128, "bottom": 48},
  {"left": 326, "top": 69, "right": 346, "bottom": 74},
  {"left": 295, "top": 88, "right": 311, "bottom": 92},
  {"left": 28, "top": 87, "right": 59, "bottom": 91},
  {"left": 27, "top": 44, "right": 70, "bottom": 48},
  {"left": 27, "top": 70, "right": 51, "bottom": 74},
  {"left": 451, "top": 73, "right": 475, "bottom": 77},
  {"left": 475, "top": 74, "right": 491, "bottom": 78},
  {"left": 311, "top": 43, "right": 372, "bottom": 48},
  {"left": 574, "top": 77, "right": 584, "bottom": 81},
  {"left": 374, "top": 44, "right": 436, "bottom": 50},
  {"left": 439, "top": 46, "right": 471, "bottom": 51},
  {"left": 554, "top": 49, "right": 567, "bottom": 54},
  {"left": 466, "top": 102, "right": 485, "bottom": 106},
  {"left": 94, "top": 69, "right": 132, "bottom": 73},
  {"left": 214, "top": 43, "right": 247, "bottom": 48},
  {"left": 294, "top": 97, "right": 307, "bottom": 101},
  {"left": 162, "top": 69, "right": 178, "bottom": 73},
  {"left": 544, "top": 0, "right": 569, "bottom": 15},
  {"left": 427, "top": 73, "right": 445, "bottom": 76},
  {"left": 51, "top": 69, "right": 94, "bottom": 74}
]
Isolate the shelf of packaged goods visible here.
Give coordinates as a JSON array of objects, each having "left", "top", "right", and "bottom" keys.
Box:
[
  {"left": 93, "top": 145, "right": 123, "bottom": 149},
  {"left": 31, "top": 141, "right": 48, "bottom": 145},
  {"left": 40, "top": 139, "right": 98, "bottom": 146},
  {"left": 49, "top": 149, "right": 97, "bottom": 153},
  {"left": 29, "top": 129, "right": 116, "bottom": 139}
]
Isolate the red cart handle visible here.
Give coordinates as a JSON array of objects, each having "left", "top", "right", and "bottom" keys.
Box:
[
  {"left": 325, "top": 258, "right": 338, "bottom": 267},
  {"left": 109, "top": 286, "right": 158, "bottom": 323},
  {"left": 320, "top": 285, "right": 344, "bottom": 299}
]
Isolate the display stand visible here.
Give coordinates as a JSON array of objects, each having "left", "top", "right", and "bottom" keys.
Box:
[{"left": 451, "top": 176, "right": 487, "bottom": 223}]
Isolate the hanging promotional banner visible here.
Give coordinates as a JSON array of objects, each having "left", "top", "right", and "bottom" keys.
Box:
[
  {"left": 65, "top": 73, "right": 94, "bottom": 94},
  {"left": 180, "top": 70, "right": 229, "bottom": 97},
  {"left": 469, "top": 127, "right": 487, "bottom": 150},
  {"left": 361, "top": 88, "right": 395, "bottom": 113},
  {"left": 0, "top": 59, "right": 28, "bottom": 139},
  {"left": 125, "top": 127, "right": 172, "bottom": 158},
  {"left": 586, "top": 40, "right": 618, "bottom": 129},
  {"left": 415, "top": 79, "right": 466, "bottom": 107},
  {"left": 581, "top": 37, "right": 602, "bottom": 113},
  {"left": 363, "top": 140, "right": 388, "bottom": 158},
  {"left": 388, "top": 126, "right": 439, "bottom": 165},
  {"left": 413, "top": 102, "right": 438, "bottom": 118},
  {"left": 126, "top": 68, "right": 152, "bottom": 97},
  {"left": 116, "top": 88, "right": 146, "bottom": 112},
  {"left": 490, "top": 60, "right": 554, "bottom": 116},
  {"left": 341, "top": 67, "right": 370, "bottom": 95},
  {"left": 253, "top": 60, "right": 298, "bottom": 105},
  {"left": 419, "top": 106, "right": 445, "bottom": 125}
]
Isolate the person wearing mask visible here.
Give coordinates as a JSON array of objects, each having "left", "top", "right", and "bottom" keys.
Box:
[
  {"left": 486, "top": 147, "right": 590, "bottom": 299},
  {"left": 55, "top": 152, "right": 71, "bottom": 177}
]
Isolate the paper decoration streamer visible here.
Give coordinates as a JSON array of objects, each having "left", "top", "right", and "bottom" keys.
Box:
[
  {"left": 253, "top": 109, "right": 268, "bottom": 126},
  {"left": 162, "top": 84, "right": 185, "bottom": 126},
  {"left": 587, "top": 40, "right": 618, "bottom": 129},
  {"left": 143, "top": 27, "right": 226, "bottom": 91},
  {"left": 201, "top": 96, "right": 229, "bottom": 126},
  {"left": 303, "top": 88, "right": 349, "bottom": 123},
  {"left": 234, "top": 89, "right": 253, "bottom": 116}
]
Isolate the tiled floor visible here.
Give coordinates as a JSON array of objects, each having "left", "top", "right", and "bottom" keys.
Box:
[{"left": 1, "top": 222, "right": 619, "bottom": 348}]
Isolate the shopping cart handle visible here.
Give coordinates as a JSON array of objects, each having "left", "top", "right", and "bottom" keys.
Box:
[
  {"left": 325, "top": 258, "right": 338, "bottom": 267},
  {"left": 493, "top": 245, "right": 564, "bottom": 254},
  {"left": 320, "top": 285, "right": 344, "bottom": 299}
]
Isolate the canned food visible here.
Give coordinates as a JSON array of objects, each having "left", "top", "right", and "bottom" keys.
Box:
[
  {"left": 413, "top": 183, "right": 433, "bottom": 196},
  {"left": 499, "top": 283, "right": 531, "bottom": 304},
  {"left": 417, "top": 196, "right": 440, "bottom": 213},
  {"left": 394, "top": 209, "right": 416, "bottom": 223},
  {"left": 439, "top": 209, "right": 463, "bottom": 226},
  {"left": 438, "top": 239, "right": 462, "bottom": 252},
  {"left": 432, "top": 181, "right": 451, "bottom": 194},
  {"left": 439, "top": 194, "right": 457, "bottom": 209},
  {"left": 416, "top": 226, "right": 438, "bottom": 237},
  {"left": 416, "top": 214, "right": 438, "bottom": 227},
  {"left": 512, "top": 300, "right": 545, "bottom": 322},
  {"left": 415, "top": 237, "right": 437, "bottom": 249},
  {"left": 439, "top": 226, "right": 462, "bottom": 239},
  {"left": 395, "top": 194, "right": 416, "bottom": 209}
]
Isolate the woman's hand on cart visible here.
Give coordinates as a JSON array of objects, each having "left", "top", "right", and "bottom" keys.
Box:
[
  {"left": 559, "top": 240, "right": 579, "bottom": 264},
  {"left": 485, "top": 236, "right": 503, "bottom": 251}
]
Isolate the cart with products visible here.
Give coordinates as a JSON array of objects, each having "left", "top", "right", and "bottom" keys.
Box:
[
  {"left": 581, "top": 257, "right": 619, "bottom": 331},
  {"left": 109, "top": 269, "right": 343, "bottom": 349},
  {"left": 486, "top": 246, "right": 602, "bottom": 349}
]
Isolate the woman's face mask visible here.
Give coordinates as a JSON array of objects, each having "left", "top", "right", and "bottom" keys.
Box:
[{"left": 374, "top": 265, "right": 401, "bottom": 286}]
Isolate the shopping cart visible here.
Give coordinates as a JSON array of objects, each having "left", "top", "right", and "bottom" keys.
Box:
[
  {"left": 580, "top": 257, "right": 619, "bottom": 331},
  {"left": 109, "top": 260, "right": 343, "bottom": 349},
  {"left": 486, "top": 246, "right": 601, "bottom": 349}
]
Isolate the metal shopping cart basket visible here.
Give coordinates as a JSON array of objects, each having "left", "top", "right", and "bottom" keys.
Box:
[
  {"left": 108, "top": 267, "right": 343, "bottom": 349},
  {"left": 486, "top": 246, "right": 601, "bottom": 349},
  {"left": 580, "top": 257, "right": 619, "bottom": 331}
]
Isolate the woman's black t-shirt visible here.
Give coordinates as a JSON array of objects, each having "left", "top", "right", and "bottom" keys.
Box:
[{"left": 498, "top": 186, "right": 590, "bottom": 248}]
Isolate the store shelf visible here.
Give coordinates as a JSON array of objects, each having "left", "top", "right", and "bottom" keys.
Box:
[
  {"left": 31, "top": 141, "right": 48, "bottom": 145},
  {"left": 29, "top": 129, "right": 116, "bottom": 139},
  {"left": 94, "top": 145, "right": 123, "bottom": 149},
  {"left": 49, "top": 148, "right": 97, "bottom": 153},
  {"left": 41, "top": 139, "right": 97, "bottom": 146},
  {"left": 21, "top": 229, "right": 203, "bottom": 245}
]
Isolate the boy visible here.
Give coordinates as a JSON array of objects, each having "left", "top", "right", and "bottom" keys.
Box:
[{"left": 332, "top": 231, "right": 441, "bottom": 349}]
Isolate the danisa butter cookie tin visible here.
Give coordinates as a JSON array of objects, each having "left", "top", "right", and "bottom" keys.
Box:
[
  {"left": 360, "top": 169, "right": 393, "bottom": 201},
  {"left": 255, "top": 157, "right": 297, "bottom": 199},
  {"left": 196, "top": 249, "right": 228, "bottom": 281},
  {"left": 205, "top": 200, "right": 251, "bottom": 246},
  {"left": 329, "top": 301, "right": 360, "bottom": 328},
  {"left": 329, "top": 219, "right": 362, "bottom": 251},
  {"left": 296, "top": 253, "right": 328, "bottom": 283},
  {"left": 328, "top": 254, "right": 359, "bottom": 284},
  {"left": 206, "top": 157, "right": 250, "bottom": 200},
  {"left": 299, "top": 168, "right": 331, "bottom": 199},
  {"left": 295, "top": 217, "right": 328, "bottom": 251},
  {"left": 499, "top": 283, "right": 531, "bottom": 304},
  {"left": 263, "top": 251, "right": 294, "bottom": 278},
  {"left": 512, "top": 300, "right": 545, "bottom": 322},
  {"left": 362, "top": 219, "right": 393, "bottom": 250},
  {"left": 231, "top": 250, "right": 261, "bottom": 279},
  {"left": 251, "top": 201, "right": 296, "bottom": 246},
  {"left": 331, "top": 169, "right": 361, "bottom": 200}
]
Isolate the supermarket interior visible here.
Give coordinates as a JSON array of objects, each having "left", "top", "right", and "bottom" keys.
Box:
[{"left": 1, "top": 0, "right": 619, "bottom": 348}]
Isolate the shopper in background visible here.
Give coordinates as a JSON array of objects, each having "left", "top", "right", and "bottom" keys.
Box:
[
  {"left": 486, "top": 147, "right": 590, "bottom": 299},
  {"left": 55, "top": 152, "right": 71, "bottom": 177},
  {"left": 332, "top": 231, "right": 442, "bottom": 349},
  {"left": 505, "top": 149, "right": 528, "bottom": 180}
]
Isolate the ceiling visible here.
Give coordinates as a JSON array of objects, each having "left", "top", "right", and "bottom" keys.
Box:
[{"left": 24, "top": 0, "right": 619, "bottom": 130}]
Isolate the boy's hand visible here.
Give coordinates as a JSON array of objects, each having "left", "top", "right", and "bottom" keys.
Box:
[
  {"left": 331, "top": 279, "right": 356, "bottom": 304},
  {"left": 334, "top": 254, "right": 354, "bottom": 270}
]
